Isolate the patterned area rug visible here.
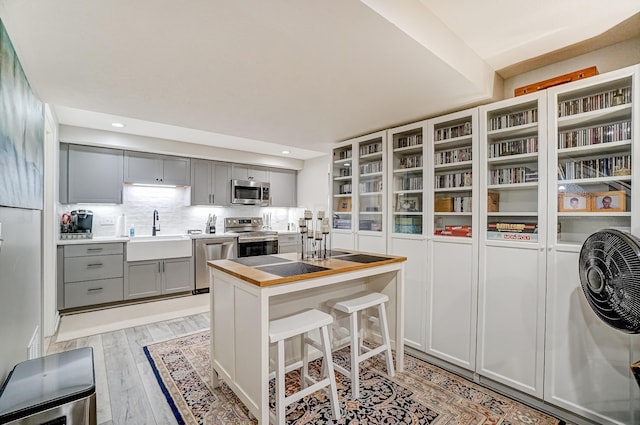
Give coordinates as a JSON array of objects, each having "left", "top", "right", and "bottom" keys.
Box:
[{"left": 144, "top": 331, "right": 564, "bottom": 425}]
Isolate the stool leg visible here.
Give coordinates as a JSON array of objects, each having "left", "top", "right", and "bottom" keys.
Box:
[
  {"left": 320, "top": 324, "right": 341, "bottom": 420},
  {"left": 349, "top": 311, "right": 360, "bottom": 399},
  {"left": 301, "top": 332, "right": 309, "bottom": 389},
  {"left": 276, "top": 339, "right": 286, "bottom": 425},
  {"left": 378, "top": 303, "right": 395, "bottom": 377}
]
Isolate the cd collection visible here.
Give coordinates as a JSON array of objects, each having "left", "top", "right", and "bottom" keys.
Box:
[
  {"left": 488, "top": 108, "right": 538, "bottom": 131},
  {"left": 488, "top": 137, "right": 538, "bottom": 158},
  {"left": 558, "top": 86, "right": 631, "bottom": 117},
  {"left": 557, "top": 120, "right": 631, "bottom": 149}
]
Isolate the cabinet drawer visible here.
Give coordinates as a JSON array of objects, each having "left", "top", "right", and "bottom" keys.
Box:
[
  {"left": 278, "top": 234, "right": 297, "bottom": 244},
  {"left": 64, "top": 278, "right": 124, "bottom": 309},
  {"left": 64, "top": 243, "right": 124, "bottom": 257},
  {"left": 64, "top": 254, "right": 124, "bottom": 282}
]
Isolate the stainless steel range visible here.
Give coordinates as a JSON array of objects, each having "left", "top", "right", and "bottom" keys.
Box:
[{"left": 225, "top": 217, "right": 278, "bottom": 257}]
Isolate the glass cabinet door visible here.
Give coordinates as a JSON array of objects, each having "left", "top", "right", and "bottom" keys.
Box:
[
  {"left": 358, "top": 137, "right": 384, "bottom": 232},
  {"left": 550, "top": 72, "right": 635, "bottom": 245},
  {"left": 332, "top": 144, "right": 353, "bottom": 231},
  {"left": 390, "top": 127, "right": 424, "bottom": 235},
  {"left": 483, "top": 98, "right": 543, "bottom": 243}
]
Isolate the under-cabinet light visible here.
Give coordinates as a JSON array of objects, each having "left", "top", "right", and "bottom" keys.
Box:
[{"left": 111, "top": 122, "right": 125, "bottom": 128}]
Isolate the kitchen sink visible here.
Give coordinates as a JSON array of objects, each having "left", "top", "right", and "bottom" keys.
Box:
[{"left": 127, "top": 234, "right": 192, "bottom": 261}]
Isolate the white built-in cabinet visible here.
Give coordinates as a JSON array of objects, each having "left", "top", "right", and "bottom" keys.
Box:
[
  {"left": 477, "top": 91, "right": 548, "bottom": 398},
  {"left": 330, "top": 131, "right": 387, "bottom": 253},
  {"left": 330, "top": 65, "right": 640, "bottom": 424},
  {"left": 425, "top": 108, "right": 479, "bottom": 371},
  {"left": 543, "top": 64, "right": 640, "bottom": 425},
  {"left": 386, "top": 121, "right": 427, "bottom": 350}
]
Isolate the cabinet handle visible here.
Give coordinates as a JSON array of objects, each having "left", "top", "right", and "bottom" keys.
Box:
[
  {"left": 161, "top": 262, "right": 164, "bottom": 273},
  {"left": 211, "top": 194, "right": 214, "bottom": 204},
  {"left": 87, "top": 287, "right": 103, "bottom": 292},
  {"left": 87, "top": 263, "right": 103, "bottom": 267},
  {"left": 158, "top": 262, "right": 161, "bottom": 273},
  {"left": 86, "top": 248, "right": 103, "bottom": 252}
]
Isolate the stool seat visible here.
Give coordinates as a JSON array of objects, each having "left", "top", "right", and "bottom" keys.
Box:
[
  {"left": 269, "top": 309, "right": 340, "bottom": 424},
  {"left": 328, "top": 292, "right": 389, "bottom": 314},
  {"left": 270, "top": 309, "right": 333, "bottom": 343}
]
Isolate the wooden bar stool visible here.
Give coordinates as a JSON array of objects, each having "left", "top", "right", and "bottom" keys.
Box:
[
  {"left": 327, "top": 291, "right": 395, "bottom": 399},
  {"left": 269, "top": 309, "right": 341, "bottom": 424}
]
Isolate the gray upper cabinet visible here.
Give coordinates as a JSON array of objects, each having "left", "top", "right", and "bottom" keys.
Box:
[
  {"left": 59, "top": 143, "right": 68, "bottom": 204},
  {"left": 232, "top": 164, "right": 269, "bottom": 182},
  {"left": 124, "top": 151, "right": 191, "bottom": 186},
  {"left": 269, "top": 168, "right": 297, "bottom": 207},
  {"left": 65, "top": 144, "right": 124, "bottom": 204},
  {"left": 191, "top": 159, "right": 231, "bottom": 206}
]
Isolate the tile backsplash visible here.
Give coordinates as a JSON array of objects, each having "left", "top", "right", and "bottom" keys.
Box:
[{"left": 59, "top": 185, "right": 304, "bottom": 237}]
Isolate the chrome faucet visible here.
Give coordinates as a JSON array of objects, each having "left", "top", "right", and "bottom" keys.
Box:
[{"left": 152, "top": 209, "right": 160, "bottom": 236}]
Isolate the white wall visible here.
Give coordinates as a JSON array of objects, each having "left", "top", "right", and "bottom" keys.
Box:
[{"left": 297, "top": 154, "right": 330, "bottom": 213}]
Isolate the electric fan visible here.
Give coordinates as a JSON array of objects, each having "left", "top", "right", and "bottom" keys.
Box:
[{"left": 578, "top": 229, "right": 640, "bottom": 387}]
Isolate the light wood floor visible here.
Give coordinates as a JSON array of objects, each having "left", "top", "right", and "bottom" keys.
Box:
[{"left": 47, "top": 312, "right": 210, "bottom": 425}]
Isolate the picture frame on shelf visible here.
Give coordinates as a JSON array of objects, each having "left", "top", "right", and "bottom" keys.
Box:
[
  {"left": 336, "top": 198, "right": 352, "bottom": 212},
  {"left": 558, "top": 192, "right": 589, "bottom": 212},
  {"left": 397, "top": 194, "right": 421, "bottom": 212},
  {"left": 590, "top": 191, "right": 626, "bottom": 212}
]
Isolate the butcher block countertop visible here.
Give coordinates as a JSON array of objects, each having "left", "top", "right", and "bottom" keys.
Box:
[{"left": 208, "top": 250, "right": 406, "bottom": 287}]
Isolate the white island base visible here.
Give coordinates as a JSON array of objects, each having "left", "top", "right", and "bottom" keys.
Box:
[{"left": 209, "top": 253, "right": 405, "bottom": 424}]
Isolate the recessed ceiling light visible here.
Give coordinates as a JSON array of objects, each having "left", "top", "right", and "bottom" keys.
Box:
[
  {"left": 111, "top": 122, "right": 125, "bottom": 128},
  {"left": 281, "top": 150, "right": 290, "bottom": 155}
]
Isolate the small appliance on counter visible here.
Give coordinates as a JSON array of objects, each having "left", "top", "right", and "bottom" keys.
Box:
[
  {"left": 206, "top": 214, "right": 217, "bottom": 234},
  {"left": 60, "top": 209, "right": 94, "bottom": 240}
]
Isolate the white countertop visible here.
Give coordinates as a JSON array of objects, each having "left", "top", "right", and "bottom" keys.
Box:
[{"left": 57, "top": 232, "right": 240, "bottom": 245}]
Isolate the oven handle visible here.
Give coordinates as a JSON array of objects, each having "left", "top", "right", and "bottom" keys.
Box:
[{"left": 237, "top": 236, "right": 277, "bottom": 243}]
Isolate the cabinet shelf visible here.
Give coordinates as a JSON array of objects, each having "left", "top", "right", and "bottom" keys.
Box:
[
  {"left": 434, "top": 186, "right": 472, "bottom": 192},
  {"left": 434, "top": 135, "right": 472, "bottom": 149},
  {"left": 488, "top": 152, "right": 538, "bottom": 165},
  {"left": 434, "top": 212, "right": 472, "bottom": 216},
  {"left": 558, "top": 175, "right": 631, "bottom": 185},
  {"left": 393, "top": 167, "right": 423, "bottom": 174},
  {"left": 557, "top": 211, "right": 631, "bottom": 217},
  {"left": 360, "top": 211, "right": 382, "bottom": 215},
  {"left": 487, "top": 211, "right": 538, "bottom": 217},
  {"left": 557, "top": 139, "right": 631, "bottom": 158},
  {"left": 360, "top": 191, "right": 382, "bottom": 196},
  {"left": 488, "top": 182, "right": 538, "bottom": 190},
  {"left": 434, "top": 160, "right": 473, "bottom": 171},
  {"left": 333, "top": 193, "right": 352, "bottom": 198},
  {"left": 360, "top": 172, "right": 383, "bottom": 178},
  {"left": 393, "top": 145, "right": 423, "bottom": 154},
  {"left": 360, "top": 152, "right": 383, "bottom": 160},
  {"left": 393, "top": 189, "right": 423, "bottom": 195},
  {"left": 557, "top": 103, "right": 632, "bottom": 129},
  {"left": 393, "top": 211, "right": 423, "bottom": 216},
  {"left": 333, "top": 175, "right": 352, "bottom": 181},
  {"left": 487, "top": 122, "right": 538, "bottom": 139}
]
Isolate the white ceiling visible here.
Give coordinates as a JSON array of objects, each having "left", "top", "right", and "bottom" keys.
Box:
[{"left": 0, "top": 0, "right": 638, "bottom": 160}]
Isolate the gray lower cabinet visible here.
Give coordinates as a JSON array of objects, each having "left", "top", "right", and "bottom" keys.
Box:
[
  {"left": 269, "top": 168, "right": 297, "bottom": 207},
  {"left": 191, "top": 159, "right": 231, "bottom": 205},
  {"left": 57, "top": 243, "right": 125, "bottom": 310},
  {"left": 124, "top": 151, "right": 191, "bottom": 186},
  {"left": 62, "top": 144, "right": 124, "bottom": 204},
  {"left": 125, "top": 257, "right": 193, "bottom": 300}
]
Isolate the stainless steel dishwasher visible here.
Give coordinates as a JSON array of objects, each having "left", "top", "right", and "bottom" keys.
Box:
[{"left": 193, "top": 236, "right": 236, "bottom": 294}]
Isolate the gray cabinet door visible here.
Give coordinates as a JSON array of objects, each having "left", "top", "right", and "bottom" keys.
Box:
[
  {"left": 269, "top": 168, "right": 297, "bottom": 207},
  {"left": 126, "top": 260, "right": 161, "bottom": 299},
  {"left": 232, "top": 164, "right": 269, "bottom": 182},
  {"left": 59, "top": 143, "right": 68, "bottom": 204},
  {"left": 190, "top": 159, "right": 213, "bottom": 205},
  {"left": 124, "top": 151, "right": 162, "bottom": 184},
  {"left": 212, "top": 161, "right": 231, "bottom": 206},
  {"left": 162, "top": 156, "right": 191, "bottom": 186},
  {"left": 162, "top": 258, "right": 193, "bottom": 294},
  {"left": 68, "top": 145, "right": 123, "bottom": 203}
]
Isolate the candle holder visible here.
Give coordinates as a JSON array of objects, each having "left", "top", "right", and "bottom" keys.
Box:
[{"left": 298, "top": 211, "right": 331, "bottom": 261}]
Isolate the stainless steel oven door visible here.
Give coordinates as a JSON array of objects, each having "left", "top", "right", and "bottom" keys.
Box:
[{"left": 237, "top": 238, "right": 278, "bottom": 257}]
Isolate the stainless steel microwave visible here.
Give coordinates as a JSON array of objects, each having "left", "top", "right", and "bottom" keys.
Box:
[{"left": 231, "top": 179, "right": 270, "bottom": 206}]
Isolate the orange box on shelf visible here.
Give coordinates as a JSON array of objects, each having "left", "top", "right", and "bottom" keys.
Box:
[
  {"left": 487, "top": 192, "right": 500, "bottom": 212},
  {"left": 434, "top": 197, "right": 453, "bottom": 212},
  {"left": 336, "top": 198, "right": 352, "bottom": 212},
  {"left": 514, "top": 66, "right": 598, "bottom": 97}
]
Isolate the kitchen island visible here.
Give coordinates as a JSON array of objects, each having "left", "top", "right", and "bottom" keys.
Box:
[{"left": 208, "top": 250, "right": 406, "bottom": 424}]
